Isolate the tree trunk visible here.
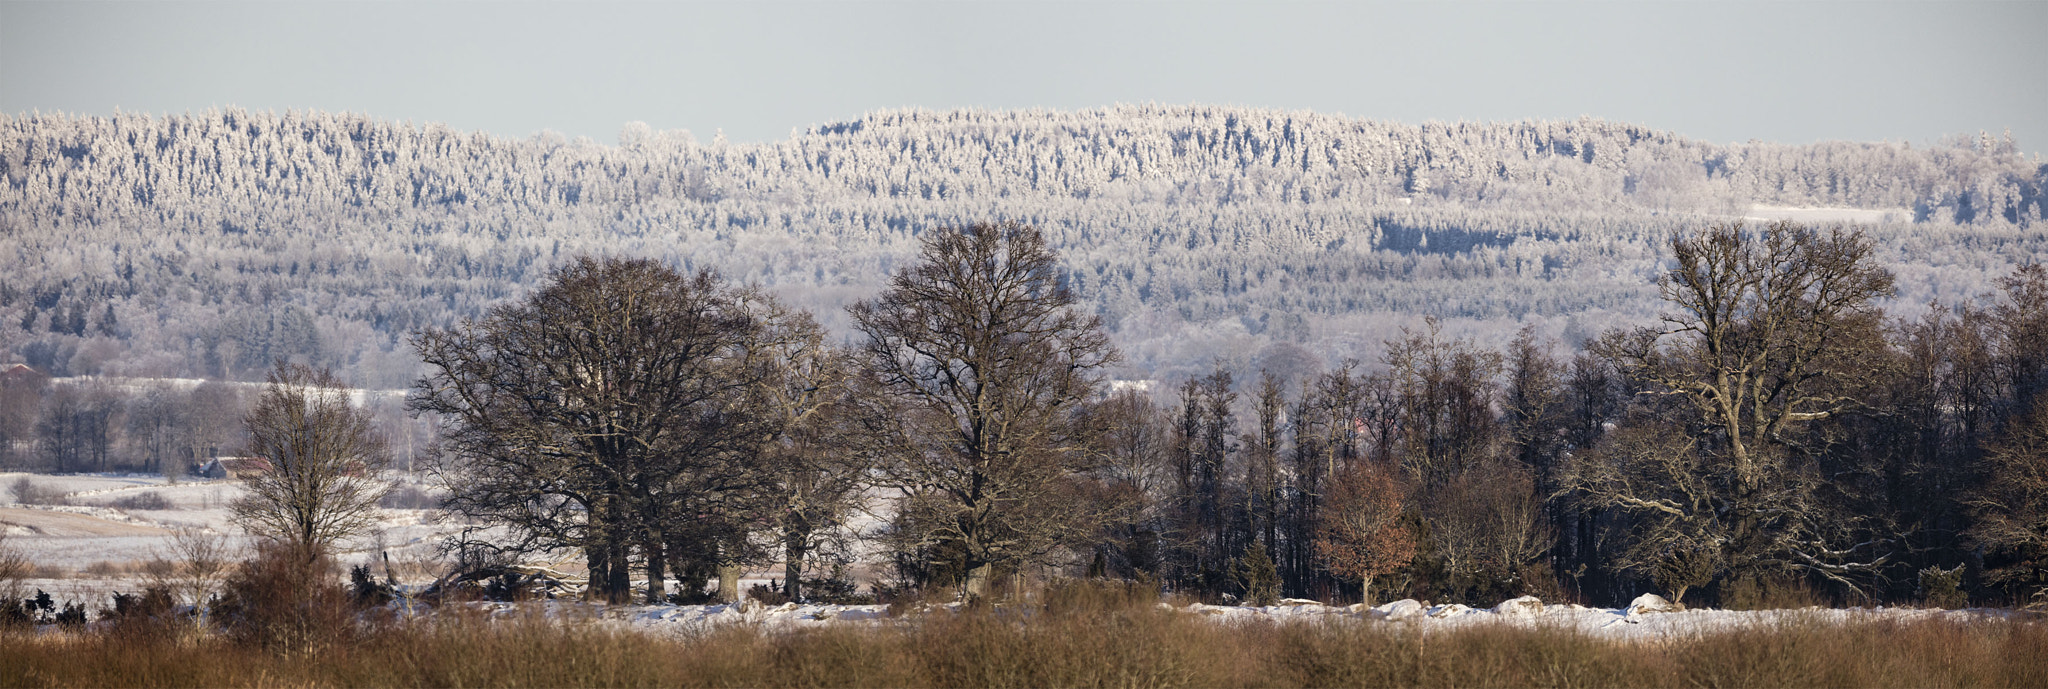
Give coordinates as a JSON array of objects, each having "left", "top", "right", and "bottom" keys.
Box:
[
  {"left": 783, "top": 531, "right": 808, "bottom": 603},
  {"left": 643, "top": 532, "right": 667, "bottom": 604},
  {"left": 965, "top": 562, "right": 993, "bottom": 599},
  {"left": 585, "top": 543, "right": 610, "bottom": 603},
  {"left": 606, "top": 539, "right": 631, "bottom": 604},
  {"left": 718, "top": 564, "right": 743, "bottom": 604},
  {"left": 1362, "top": 577, "right": 1373, "bottom": 607}
]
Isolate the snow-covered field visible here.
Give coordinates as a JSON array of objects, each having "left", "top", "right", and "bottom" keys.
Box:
[
  {"left": 1, "top": 471, "right": 452, "bottom": 604},
  {"left": 1, "top": 471, "right": 799, "bottom": 609}
]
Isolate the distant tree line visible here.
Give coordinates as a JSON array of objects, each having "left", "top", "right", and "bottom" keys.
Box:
[
  {"left": 1086, "top": 224, "right": 2048, "bottom": 608},
  {"left": 0, "top": 370, "right": 426, "bottom": 480}
]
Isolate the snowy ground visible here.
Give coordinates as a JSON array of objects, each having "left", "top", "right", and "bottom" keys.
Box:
[
  {"left": 435, "top": 594, "right": 2035, "bottom": 644},
  {"left": 1, "top": 471, "right": 798, "bottom": 609},
  {"left": 1156, "top": 596, "right": 2028, "bottom": 640}
]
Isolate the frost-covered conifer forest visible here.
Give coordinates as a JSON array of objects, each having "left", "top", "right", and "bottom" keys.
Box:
[
  {"left": 2, "top": 107, "right": 2042, "bottom": 387},
  {"left": 5, "top": 105, "right": 2048, "bottom": 676}
]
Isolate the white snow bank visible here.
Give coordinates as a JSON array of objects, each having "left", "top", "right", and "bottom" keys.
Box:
[
  {"left": 1626, "top": 593, "right": 1680, "bottom": 615},
  {"left": 1369, "top": 598, "right": 1425, "bottom": 620},
  {"left": 482, "top": 595, "right": 2030, "bottom": 642},
  {"left": 1427, "top": 603, "right": 1475, "bottom": 618},
  {"left": 449, "top": 600, "right": 899, "bottom": 635},
  {"left": 1493, "top": 595, "right": 1544, "bottom": 615}
]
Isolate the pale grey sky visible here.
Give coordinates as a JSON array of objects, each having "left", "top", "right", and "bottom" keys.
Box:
[{"left": 3, "top": 1, "right": 2044, "bottom": 152}]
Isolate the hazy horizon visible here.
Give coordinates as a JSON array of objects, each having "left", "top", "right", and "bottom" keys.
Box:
[{"left": 4, "top": 1, "right": 2044, "bottom": 154}]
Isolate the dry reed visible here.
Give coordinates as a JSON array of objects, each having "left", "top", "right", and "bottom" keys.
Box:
[{"left": 1, "top": 588, "right": 2043, "bottom": 689}]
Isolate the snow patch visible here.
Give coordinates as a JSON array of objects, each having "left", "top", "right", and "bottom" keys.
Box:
[
  {"left": 324, "top": 595, "right": 2032, "bottom": 646},
  {"left": 1373, "top": 599, "right": 1425, "bottom": 620},
  {"left": 1492, "top": 595, "right": 1544, "bottom": 615},
  {"left": 1626, "top": 593, "right": 1679, "bottom": 615},
  {"left": 1427, "top": 603, "right": 1475, "bottom": 618}
]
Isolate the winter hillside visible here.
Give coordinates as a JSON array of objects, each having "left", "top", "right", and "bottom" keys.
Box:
[{"left": 2, "top": 106, "right": 2044, "bottom": 386}]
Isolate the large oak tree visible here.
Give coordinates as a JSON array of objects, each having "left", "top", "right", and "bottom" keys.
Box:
[
  {"left": 412, "top": 257, "right": 798, "bottom": 603},
  {"left": 850, "top": 223, "right": 1117, "bottom": 596},
  {"left": 1567, "top": 221, "right": 1896, "bottom": 599}
]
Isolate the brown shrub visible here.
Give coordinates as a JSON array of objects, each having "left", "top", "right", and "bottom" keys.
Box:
[
  {"left": 99, "top": 586, "right": 183, "bottom": 644},
  {"left": 81, "top": 560, "right": 145, "bottom": 578},
  {"left": 1040, "top": 577, "right": 1158, "bottom": 617},
  {"left": 210, "top": 543, "right": 357, "bottom": 654},
  {"left": 8, "top": 477, "right": 65, "bottom": 506},
  {"left": 109, "top": 491, "right": 173, "bottom": 511},
  {"left": 1720, "top": 573, "right": 1834, "bottom": 610}
]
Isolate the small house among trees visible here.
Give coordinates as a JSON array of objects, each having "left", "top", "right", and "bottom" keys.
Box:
[
  {"left": 0, "top": 363, "right": 41, "bottom": 384},
  {"left": 197, "top": 457, "right": 273, "bottom": 480}
]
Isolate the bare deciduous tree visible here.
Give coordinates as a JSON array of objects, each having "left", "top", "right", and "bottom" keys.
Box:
[
  {"left": 1573, "top": 221, "right": 1895, "bottom": 594},
  {"left": 0, "top": 365, "right": 47, "bottom": 468},
  {"left": 1074, "top": 388, "right": 1168, "bottom": 580},
  {"left": 147, "top": 526, "right": 237, "bottom": 618},
  {"left": 231, "top": 362, "right": 389, "bottom": 563},
  {"left": 1427, "top": 459, "right": 1553, "bottom": 598},
  {"left": 412, "top": 257, "right": 790, "bottom": 604},
  {"left": 180, "top": 381, "right": 251, "bottom": 470},
  {"left": 1559, "top": 422, "right": 1723, "bottom": 604},
  {"left": 1970, "top": 403, "right": 2048, "bottom": 604},
  {"left": 35, "top": 381, "right": 119, "bottom": 473},
  {"left": 849, "top": 223, "right": 1117, "bottom": 597},
  {"left": 126, "top": 382, "right": 184, "bottom": 479},
  {"left": 750, "top": 309, "right": 880, "bottom": 602},
  {"left": 1384, "top": 319, "right": 1503, "bottom": 487},
  {"left": 1992, "top": 264, "right": 2048, "bottom": 422}
]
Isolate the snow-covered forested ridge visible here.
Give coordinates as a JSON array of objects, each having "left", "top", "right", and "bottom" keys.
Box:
[{"left": 1, "top": 105, "right": 2044, "bottom": 386}]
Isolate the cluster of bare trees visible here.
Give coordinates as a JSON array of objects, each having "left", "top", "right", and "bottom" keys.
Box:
[
  {"left": 408, "top": 224, "right": 1121, "bottom": 604},
  {"left": 1074, "top": 323, "right": 1559, "bottom": 605},
  {"left": 0, "top": 370, "right": 433, "bottom": 484},
  {"left": 397, "top": 220, "right": 2048, "bottom": 608},
  {"left": 911, "top": 219, "right": 2048, "bottom": 608},
  {"left": 413, "top": 258, "right": 813, "bottom": 602},
  {"left": 7, "top": 213, "right": 2043, "bottom": 610}
]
